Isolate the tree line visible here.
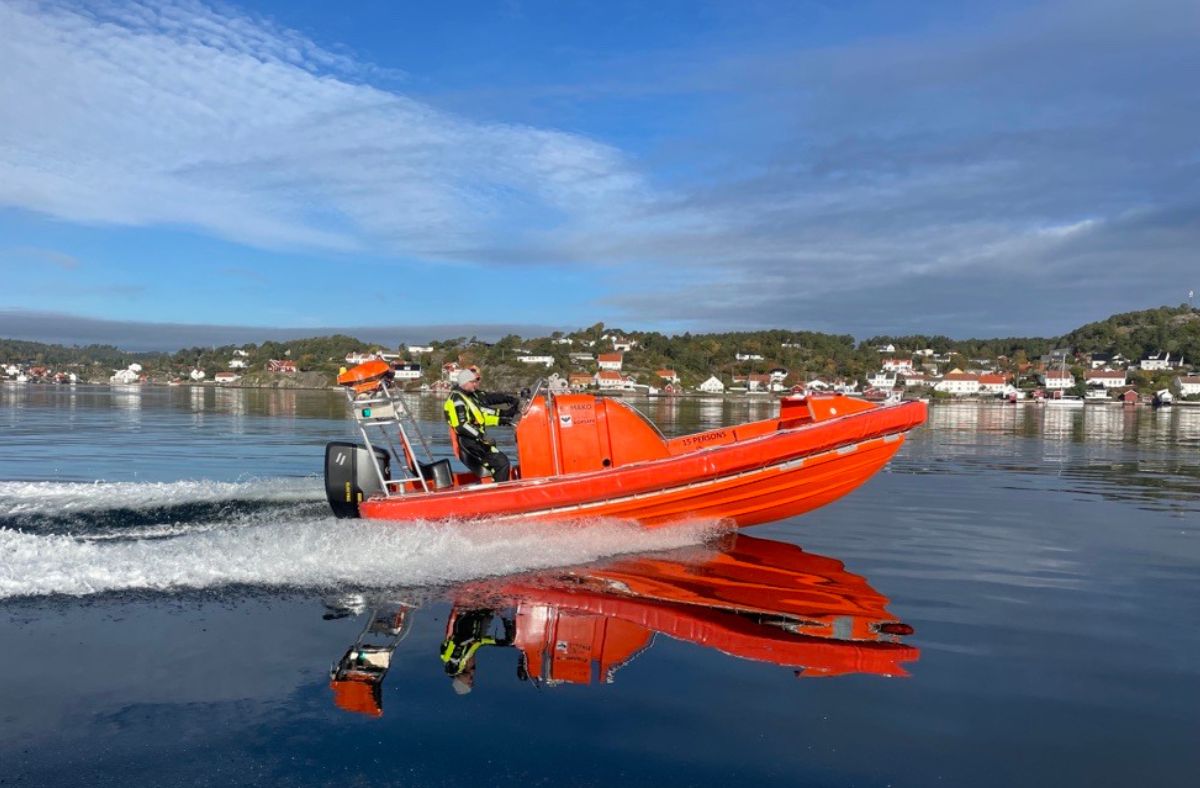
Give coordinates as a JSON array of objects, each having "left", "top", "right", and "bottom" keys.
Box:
[{"left": 3, "top": 305, "right": 1196, "bottom": 386}]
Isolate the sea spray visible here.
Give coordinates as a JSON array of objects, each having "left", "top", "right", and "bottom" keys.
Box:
[
  {"left": 0, "top": 477, "right": 326, "bottom": 533},
  {"left": 0, "top": 508, "right": 727, "bottom": 599},
  {"left": 0, "top": 478, "right": 325, "bottom": 515}
]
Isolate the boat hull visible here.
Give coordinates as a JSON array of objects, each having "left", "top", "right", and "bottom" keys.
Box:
[{"left": 358, "top": 400, "right": 924, "bottom": 528}]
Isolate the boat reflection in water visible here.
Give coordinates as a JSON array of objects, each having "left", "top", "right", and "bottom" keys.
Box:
[{"left": 327, "top": 535, "right": 919, "bottom": 716}]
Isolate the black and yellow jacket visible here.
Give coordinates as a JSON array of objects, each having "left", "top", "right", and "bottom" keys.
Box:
[{"left": 443, "top": 386, "right": 504, "bottom": 443}]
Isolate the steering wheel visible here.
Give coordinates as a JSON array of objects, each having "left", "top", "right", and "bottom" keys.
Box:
[{"left": 521, "top": 378, "right": 545, "bottom": 416}]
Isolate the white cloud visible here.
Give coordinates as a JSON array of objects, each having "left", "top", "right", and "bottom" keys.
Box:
[
  {"left": 0, "top": 0, "right": 1196, "bottom": 337},
  {"left": 0, "top": 0, "right": 650, "bottom": 257}
]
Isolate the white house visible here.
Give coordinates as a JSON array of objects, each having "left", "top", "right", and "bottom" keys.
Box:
[
  {"left": 517, "top": 355, "right": 554, "bottom": 367},
  {"left": 875, "top": 343, "right": 896, "bottom": 353},
  {"left": 569, "top": 352, "right": 594, "bottom": 363},
  {"left": 612, "top": 339, "right": 636, "bottom": 352},
  {"left": 732, "top": 373, "right": 772, "bottom": 392},
  {"left": 109, "top": 368, "right": 139, "bottom": 385},
  {"left": 1042, "top": 370, "right": 1075, "bottom": 390},
  {"left": 902, "top": 373, "right": 931, "bottom": 388},
  {"left": 233, "top": 349, "right": 250, "bottom": 357},
  {"left": 595, "top": 370, "right": 633, "bottom": 390},
  {"left": 735, "top": 352, "right": 764, "bottom": 362},
  {"left": 881, "top": 358, "right": 914, "bottom": 373},
  {"left": 228, "top": 358, "right": 248, "bottom": 369},
  {"left": 698, "top": 375, "right": 725, "bottom": 393},
  {"left": 189, "top": 368, "right": 206, "bottom": 382},
  {"left": 1084, "top": 369, "right": 1127, "bottom": 389},
  {"left": 1139, "top": 352, "right": 1172, "bottom": 371},
  {"left": 935, "top": 372, "right": 981, "bottom": 396},
  {"left": 768, "top": 367, "right": 788, "bottom": 382},
  {"left": 1175, "top": 375, "right": 1200, "bottom": 397},
  {"left": 406, "top": 345, "right": 434, "bottom": 355},
  {"left": 867, "top": 372, "right": 897, "bottom": 389},
  {"left": 656, "top": 369, "right": 679, "bottom": 384},
  {"left": 345, "top": 352, "right": 379, "bottom": 365},
  {"left": 598, "top": 352, "right": 624, "bottom": 371},
  {"left": 978, "top": 374, "right": 1009, "bottom": 395},
  {"left": 392, "top": 363, "right": 422, "bottom": 380},
  {"left": 4, "top": 364, "right": 20, "bottom": 376},
  {"left": 214, "top": 372, "right": 241, "bottom": 384}
]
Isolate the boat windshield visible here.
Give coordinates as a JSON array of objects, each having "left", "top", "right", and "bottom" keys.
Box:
[{"left": 620, "top": 400, "right": 668, "bottom": 441}]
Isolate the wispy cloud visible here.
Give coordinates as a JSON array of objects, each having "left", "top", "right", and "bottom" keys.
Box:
[
  {"left": 0, "top": 0, "right": 650, "bottom": 259},
  {"left": 0, "top": 246, "right": 83, "bottom": 270},
  {"left": 580, "top": 0, "right": 1200, "bottom": 332},
  {"left": 0, "top": 0, "right": 1196, "bottom": 337}
]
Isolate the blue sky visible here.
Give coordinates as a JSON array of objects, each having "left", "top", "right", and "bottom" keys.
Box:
[{"left": 1, "top": 0, "right": 1197, "bottom": 350}]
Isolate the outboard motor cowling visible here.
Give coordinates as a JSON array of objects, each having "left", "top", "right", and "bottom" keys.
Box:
[{"left": 325, "top": 442, "right": 391, "bottom": 518}]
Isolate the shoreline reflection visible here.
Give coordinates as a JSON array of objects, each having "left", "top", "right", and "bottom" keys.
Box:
[{"left": 326, "top": 535, "right": 919, "bottom": 716}]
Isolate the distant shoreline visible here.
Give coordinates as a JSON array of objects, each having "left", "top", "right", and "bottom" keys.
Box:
[{"left": 7, "top": 380, "right": 1196, "bottom": 407}]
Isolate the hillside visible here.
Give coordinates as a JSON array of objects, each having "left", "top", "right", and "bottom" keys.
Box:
[
  {"left": 1061, "top": 305, "right": 1199, "bottom": 362},
  {"left": 2, "top": 305, "right": 1196, "bottom": 388}
]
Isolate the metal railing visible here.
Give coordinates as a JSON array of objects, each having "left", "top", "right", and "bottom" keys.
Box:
[{"left": 344, "top": 382, "right": 436, "bottom": 495}]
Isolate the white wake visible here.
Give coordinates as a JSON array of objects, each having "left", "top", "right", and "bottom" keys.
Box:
[
  {"left": 0, "top": 512, "right": 723, "bottom": 599},
  {"left": 0, "top": 478, "right": 324, "bottom": 517}
]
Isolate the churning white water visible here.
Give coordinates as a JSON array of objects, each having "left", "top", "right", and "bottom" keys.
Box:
[
  {"left": 0, "top": 479, "right": 722, "bottom": 599},
  {"left": 0, "top": 477, "right": 325, "bottom": 517}
]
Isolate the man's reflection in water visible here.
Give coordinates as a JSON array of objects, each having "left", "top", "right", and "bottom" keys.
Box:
[{"left": 440, "top": 609, "right": 517, "bottom": 695}]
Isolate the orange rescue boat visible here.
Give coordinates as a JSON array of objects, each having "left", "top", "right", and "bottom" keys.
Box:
[{"left": 324, "top": 362, "right": 925, "bottom": 528}]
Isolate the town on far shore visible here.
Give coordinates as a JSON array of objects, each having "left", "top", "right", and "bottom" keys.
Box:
[{"left": 3, "top": 306, "right": 1199, "bottom": 405}]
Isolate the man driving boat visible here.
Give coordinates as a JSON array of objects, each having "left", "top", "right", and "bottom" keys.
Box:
[{"left": 443, "top": 367, "right": 519, "bottom": 482}]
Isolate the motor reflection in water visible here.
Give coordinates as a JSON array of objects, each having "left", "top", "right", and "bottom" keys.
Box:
[{"left": 326, "top": 535, "right": 919, "bottom": 716}]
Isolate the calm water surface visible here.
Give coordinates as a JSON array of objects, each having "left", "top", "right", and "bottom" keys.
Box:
[{"left": 1, "top": 384, "right": 1198, "bottom": 786}]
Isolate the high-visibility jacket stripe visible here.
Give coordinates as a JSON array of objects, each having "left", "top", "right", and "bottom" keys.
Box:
[{"left": 444, "top": 389, "right": 501, "bottom": 433}]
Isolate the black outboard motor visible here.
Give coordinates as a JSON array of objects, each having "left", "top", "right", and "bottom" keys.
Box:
[{"left": 325, "top": 442, "right": 391, "bottom": 518}]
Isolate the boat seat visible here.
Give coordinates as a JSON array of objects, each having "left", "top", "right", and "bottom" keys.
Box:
[{"left": 447, "top": 427, "right": 517, "bottom": 482}]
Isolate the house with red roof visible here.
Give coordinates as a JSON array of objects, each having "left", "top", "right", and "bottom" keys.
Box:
[
  {"left": 935, "top": 372, "right": 980, "bottom": 396},
  {"left": 595, "top": 370, "right": 632, "bottom": 390},
  {"left": 1085, "top": 369, "right": 1127, "bottom": 389},
  {"left": 598, "top": 352, "right": 624, "bottom": 371},
  {"left": 978, "top": 373, "right": 1010, "bottom": 395},
  {"left": 732, "top": 373, "right": 772, "bottom": 392},
  {"left": 881, "top": 358, "right": 914, "bottom": 373},
  {"left": 1040, "top": 369, "right": 1075, "bottom": 390}
]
